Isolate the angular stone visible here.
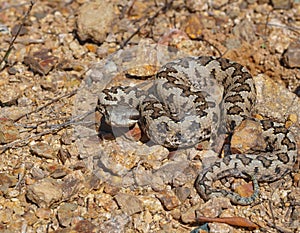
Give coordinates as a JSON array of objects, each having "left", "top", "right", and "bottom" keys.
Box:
[
  {"left": 282, "top": 41, "right": 300, "bottom": 68},
  {"left": 271, "top": 0, "right": 292, "bottom": 9},
  {"left": 156, "top": 190, "right": 181, "bottom": 211},
  {"left": 57, "top": 203, "right": 77, "bottom": 227},
  {"left": 0, "top": 118, "right": 20, "bottom": 144},
  {"left": 76, "top": 1, "right": 116, "bottom": 43},
  {"left": 26, "top": 178, "right": 63, "bottom": 208},
  {"left": 30, "top": 142, "right": 56, "bottom": 159},
  {"left": 115, "top": 193, "right": 143, "bottom": 215}
]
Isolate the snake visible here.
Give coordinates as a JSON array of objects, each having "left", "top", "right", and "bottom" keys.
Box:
[{"left": 96, "top": 56, "right": 297, "bottom": 205}]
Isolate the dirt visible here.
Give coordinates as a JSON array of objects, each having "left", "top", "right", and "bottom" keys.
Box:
[{"left": 0, "top": 0, "right": 299, "bottom": 232}]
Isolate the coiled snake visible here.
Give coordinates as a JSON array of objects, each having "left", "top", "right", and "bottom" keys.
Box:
[{"left": 97, "top": 56, "right": 297, "bottom": 205}]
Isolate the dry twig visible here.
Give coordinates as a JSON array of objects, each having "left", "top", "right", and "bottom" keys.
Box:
[{"left": 0, "top": 1, "right": 35, "bottom": 70}]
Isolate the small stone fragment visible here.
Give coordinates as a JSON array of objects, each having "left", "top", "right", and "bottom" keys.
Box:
[
  {"left": 271, "top": 0, "right": 292, "bottom": 9},
  {"left": 30, "top": 142, "right": 56, "bottom": 159},
  {"left": 11, "top": 24, "right": 28, "bottom": 36},
  {"left": 103, "top": 183, "right": 120, "bottom": 196},
  {"left": 57, "top": 203, "right": 77, "bottom": 227},
  {"left": 197, "top": 198, "right": 232, "bottom": 218},
  {"left": 35, "top": 208, "right": 52, "bottom": 220},
  {"left": 181, "top": 204, "right": 201, "bottom": 224},
  {"left": 185, "top": 14, "right": 203, "bottom": 39},
  {"left": 174, "top": 186, "right": 191, "bottom": 202},
  {"left": 211, "top": 0, "right": 229, "bottom": 9},
  {"left": 233, "top": 18, "right": 256, "bottom": 43},
  {"left": 156, "top": 190, "right": 181, "bottom": 211},
  {"left": 115, "top": 193, "right": 143, "bottom": 215},
  {"left": 0, "top": 173, "right": 17, "bottom": 191},
  {"left": 231, "top": 119, "right": 266, "bottom": 154},
  {"left": 235, "top": 182, "right": 255, "bottom": 198},
  {"left": 282, "top": 41, "right": 300, "bottom": 68},
  {"left": 0, "top": 118, "right": 20, "bottom": 144},
  {"left": 209, "top": 222, "right": 234, "bottom": 233},
  {"left": 76, "top": 1, "right": 116, "bottom": 43},
  {"left": 73, "top": 220, "right": 96, "bottom": 232},
  {"left": 61, "top": 171, "right": 85, "bottom": 200},
  {"left": 99, "top": 214, "right": 130, "bottom": 233},
  {"left": 26, "top": 178, "right": 63, "bottom": 208},
  {"left": 24, "top": 49, "right": 58, "bottom": 75}
]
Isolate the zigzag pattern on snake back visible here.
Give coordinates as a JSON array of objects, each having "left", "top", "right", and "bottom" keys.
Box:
[{"left": 96, "top": 56, "right": 297, "bottom": 205}]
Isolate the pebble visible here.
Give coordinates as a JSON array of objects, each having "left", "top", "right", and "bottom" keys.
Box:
[
  {"left": 181, "top": 203, "right": 201, "bottom": 223},
  {"left": 174, "top": 186, "right": 191, "bottom": 202},
  {"left": 211, "top": 0, "right": 229, "bottom": 9},
  {"left": 26, "top": 178, "right": 63, "bottom": 208},
  {"left": 98, "top": 214, "right": 130, "bottom": 233},
  {"left": 209, "top": 222, "right": 233, "bottom": 233},
  {"left": 0, "top": 173, "right": 17, "bottom": 191},
  {"left": 282, "top": 41, "right": 300, "bottom": 68},
  {"left": 156, "top": 190, "right": 181, "bottom": 211},
  {"left": 184, "top": 14, "right": 203, "bottom": 39},
  {"left": 35, "top": 207, "right": 52, "bottom": 220},
  {"left": 232, "top": 18, "right": 256, "bottom": 43},
  {"left": 114, "top": 193, "right": 143, "bottom": 215},
  {"left": 23, "top": 49, "right": 58, "bottom": 75},
  {"left": 30, "top": 142, "right": 56, "bottom": 159},
  {"left": 0, "top": 118, "right": 20, "bottom": 144},
  {"left": 271, "top": 0, "right": 292, "bottom": 9},
  {"left": 57, "top": 203, "right": 77, "bottom": 227},
  {"left": 254, "top": 74, "right": 300, "bottom": 142},
  {"left": 139, "top": 195, "right": 164, "bottom": 214},
  {"left": 61, "top": 171, "right": 85, "bottom": 200},
  {"left": 76, "top": 1, "right": 116, "bottom": 43},
  {"left": 197, "top": 198, "right": 232, "bottom": 218},
  {"left": 231, "top": 119, "right": 266, "bottom": 154},
  {"left": 73, "top": 220, "right": 97, "bottom": 232}
]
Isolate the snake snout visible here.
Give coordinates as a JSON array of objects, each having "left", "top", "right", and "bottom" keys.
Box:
[{"left": 105, "top": 104, "right": 140, "bottom": 127}]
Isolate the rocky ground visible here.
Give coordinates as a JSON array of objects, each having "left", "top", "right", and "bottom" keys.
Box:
[{"left": 0, "top": 0, "right": 300, "bottom": 232}]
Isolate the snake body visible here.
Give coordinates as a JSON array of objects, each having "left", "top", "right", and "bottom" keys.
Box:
[{"left": 97, "top": 56, "right": 297, "bottom": 205}]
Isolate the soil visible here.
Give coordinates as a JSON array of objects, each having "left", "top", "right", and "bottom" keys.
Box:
[{"left": 0, "top": 0, "right": 299, "bottom": 232}]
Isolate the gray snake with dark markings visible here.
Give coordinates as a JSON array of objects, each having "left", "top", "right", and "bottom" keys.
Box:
[{"left": 97, "top": 56, "right": 297, "bottom": 205}]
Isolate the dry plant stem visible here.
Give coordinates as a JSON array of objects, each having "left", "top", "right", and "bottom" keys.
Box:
[
  {"left": 14, "top": 89, "right": 78, "bottom": 122},
  {"left": 0, "top": 110, "right": 95, "bottom": 154},
  {"left": 0, "top": 1, "right": 35, "bottom": 70},
  {"left": 0, "top": 127, "right": 63, "bottom": 154}
]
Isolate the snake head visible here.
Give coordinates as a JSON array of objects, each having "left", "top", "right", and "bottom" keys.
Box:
[{"left": 102, "top": 104, "right": 140, "bottom": 128}]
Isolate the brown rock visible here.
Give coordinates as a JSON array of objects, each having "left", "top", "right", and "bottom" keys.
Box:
[
  {"left": 156, "top": 190, "right": 181, "bottom": 211},
  {"left": 61, "top": 171, "right": 85, "bottom": 200},
  {"left": 57, "top": 203, "right": 77, "bottom": 227},
  {"left": 76, "top": 1, "right": 116, "bottom": 43},
  {"left": 174, "top": 186, "right": 191, "bottom": 202},
  {"left": 271, "top": 0, "right": 292, "bottom": 9},
  {"left": 73, "top": 220, "right": 96, "bottom": 233},
  {"left": 197, "top": 198, "right": 232, "bottom": 218},
  {"left": 282, "top": 41, "right": 300, "bottom": 68},
  {"left": 115, "top": 193, "right": 143, "bottom": 215},
  {"left": 185, "top": 14, "right": 203, "bottom": 39},
  {"left": 231, "top": 119, "right": 266, "bottom": 154},
  {"left": 24, "top": 49, "right": 58, "bottom": 75},
  {"left": 26, "top": 178, "right": 63, "bottom": 208},
  {"left": 0, "top": 173, "right": 17, "bottom": 191},
  {"left": 233, "top": 18, "right": 256, "bottom": 43},
  {"left": 0, "top": 118, "right": 20, "bottom": 144},
  {"left": 30, "top": 142, "right": 56, "bottom": 159},
  {"left": 35, "top": 207, "right": 52, "bottom": 220}
]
